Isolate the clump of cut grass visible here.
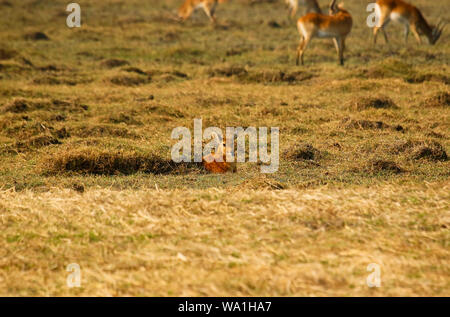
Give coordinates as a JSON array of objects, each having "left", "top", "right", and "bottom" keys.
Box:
[
  {"left": 391, "top": 140, "right": 448, "bottom": 161},
  {"left": 108, "top": 75, "right": 151, "bottom": 86},
  {"left": 350, "top": 96, "right": 398, "bottom": 111},
  {"left": 284, "top": 143, "right": 321, "bottom": 161},
  {"left": 208, "top": 65, "right": 248, "bottom": 77},
  {"left": 40, "top": 147, "right": 199, "bottom": 175},
  {"left": 23, "top": 31, "right": 49, "bottom": 41},
  {"left": 100, "top": 58, "right": 129, "bottom": 68},
  {"left": 363, "top": 58, "right": 448, "bottom": 84},
  {"left": 420, "top": 92, "right": 450, "bottom": 108},
  {"left": 146, "top": 105, "right": 185, "bottom": 118},
  {"left": 341, "top": 118, "right": 390, "bottom": 130},
  {"left": 2, "top": 134, "right": 61, "bottom": 154},
  {"left": 0, "top": 48, "right": 17, "bottom": 60},
  {"left": 69, "top": 124, "right": 139, "bottom": 139},
  {"left": 208, "top": 65, "right": 313, "bottom": 83},
  {"left": 103, "top": 112, "right": 143, "bottom": 125},
  {"left": 2, "top": 98, "right": 88, "bottom": 113},
  {"left": 32, "top": 76, "right": 77, "bottom": 86},
  {"left": 367, "top": 159, "right": 404, "bottom": 174},
  {"left": 2, "top": 99, "right": 30, "bottom": 112},
  {"left": 243, "top": 70, "right": 313, "bottom": 83},
  {"left": 406, "top": 74, "right": 449, "bottom": 84},
  {"left": 237, "top": 175, "right": 287, "bottom": 190}
]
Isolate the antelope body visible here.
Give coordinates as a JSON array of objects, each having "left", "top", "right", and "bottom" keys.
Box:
[
  {"left": 285, "top": 0, "right": 322, "bottom": 18},
  {"left": 296, "top": 0, "right": 352, "bottom": 65},
  {"left": 178, "top": 0, "right": 221, "bottom": 23},
  {"left": 373, "top": 0, "right": 445, "bottom": 45}
]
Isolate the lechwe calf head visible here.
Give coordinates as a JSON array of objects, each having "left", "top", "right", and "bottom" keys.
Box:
[
  {"left": 296, "top": 0, "right": 352, "bottom": 66},
  {"left": 373, "top": 0, "right": 445, "bottom": 45}
]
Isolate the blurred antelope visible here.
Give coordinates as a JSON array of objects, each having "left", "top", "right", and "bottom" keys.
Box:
[
  {"left": 285, "top": 0, "right": 322, "bottom": 18},
  {"left": 373, "top": 0, "right": 445, "bottom": 45},
  {"left": 202, "top": 132, "right": 237, "bottom": 174},
  {"left": 178, "top": 0, "right": 226, "bottom": 23},
  {"left": 296, "top": 0, "right": 352, "bottom": 65}
]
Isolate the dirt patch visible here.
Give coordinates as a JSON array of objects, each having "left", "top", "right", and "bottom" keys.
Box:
[
  {"left": 420, "top": 92, "right": 450, "bottom": 108},
  {"left": 24, "top": 32, "right": 49, "bottom": 41},
  {"left": 391, "top": 140, "right": 448, "bottom": 161},
  {"left": 350, "top": 96, "right": 398, "bottom": 111},
  {"left": 40, "top": 147, "right": 199, "bottom": 175},
  {"left": 100, "top": 59, "right": 129, "bottom": 68},
  {"left": 108, "top": 75, "right": 151, "bottom": 86},
  {"left": 367, "top": 160, "right": 404, "bottom": 174},
  {"left": 284, "top": 143, "right": 321, "bottom": 161}
]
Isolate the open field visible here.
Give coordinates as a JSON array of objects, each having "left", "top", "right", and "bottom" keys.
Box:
[{"left": 0, "top": 0, "right": 449, "bottom": 296}]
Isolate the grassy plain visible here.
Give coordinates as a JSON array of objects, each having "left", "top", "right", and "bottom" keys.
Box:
[{"left": 0, "top": 0, "right": 449, "bottom": 296}]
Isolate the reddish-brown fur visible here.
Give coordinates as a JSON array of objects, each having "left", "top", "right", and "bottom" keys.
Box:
[
  {"left": 285, "top": 0, "right": 322, "bottom": 18},
  {"left": 374, "top": 0, "right": 445, "bottom": 45},
  {"left": 178, "top": 0, "right": 221, "bottom": 23},
  {"left": 202, "top": 137, "right": 237, "bottom": 174},
  {"left": 296, "top": 1, "right": 352, "bottom": 65}
]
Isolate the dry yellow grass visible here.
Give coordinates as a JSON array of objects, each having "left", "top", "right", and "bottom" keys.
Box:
[{"left": 1, "top": 182, "right": 448, "bottom": 296}]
